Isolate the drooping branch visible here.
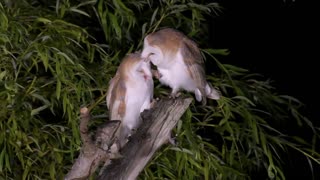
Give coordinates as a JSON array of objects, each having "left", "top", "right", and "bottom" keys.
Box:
[
  {"left": 98, "top": 97, "right": 193, "bottom": 180},
  {"left": 65, "top": 97, "right": 192, "bottom": 180}
]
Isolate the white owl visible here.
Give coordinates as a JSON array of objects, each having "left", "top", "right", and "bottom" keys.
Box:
[
  {"left": 107, "top": 52, "right": 153, "bottom": 148},
  {"left": 141, "top": 28, "right": 220, "bottom": 105}
]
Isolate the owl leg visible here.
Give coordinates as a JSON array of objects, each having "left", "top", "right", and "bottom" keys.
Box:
[
  {"left": 150, "top": 98, "right": 159, "bottom": 108},
  {"left": 140, "top": 98, "right": 152, "bottom": 112},
  {"left": 108, "top": 129, "right": 123, "bottom": 159},
  {"left": 119, "top": 125, "right": 131, "bottom": 148},
  {"left": 170, "top": 88, "right": 181, "bottom": 99}
]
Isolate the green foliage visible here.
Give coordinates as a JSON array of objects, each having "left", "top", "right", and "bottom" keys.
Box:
[
  {"left": 0, "top": 0, "right": 319, "bottom": 179},
  {"left": 0, "top": 1, "right": 108, "bottom": 178}
]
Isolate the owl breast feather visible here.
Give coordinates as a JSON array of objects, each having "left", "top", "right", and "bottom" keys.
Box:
[{"left": 157, "top": 57, "right": 197, "bottom": 92}]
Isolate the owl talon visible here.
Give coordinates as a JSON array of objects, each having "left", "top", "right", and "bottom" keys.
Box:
[
  {"left": 168, "top": 133, "right": 177, "bottom": 146},
  {"left": 169, "top": 92, "right": 181, "bottom": 99},
  {"left": 150, "top": 98, "right": 158, "bottom": 108}
]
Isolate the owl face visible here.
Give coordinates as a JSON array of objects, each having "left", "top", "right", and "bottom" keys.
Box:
[
  {"left": 141, "top": 36, "right": 164, "bottom": 66},
  {"left": 118, "top": 53, "right": 152, "bottom": 82},
  {"left": 133, "top": 60, "right": 152, "bottom": 81}
]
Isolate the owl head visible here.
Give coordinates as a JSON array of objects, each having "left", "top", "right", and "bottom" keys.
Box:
[{"left": 118, "top": 52, "right": 152, "bottom": 81}]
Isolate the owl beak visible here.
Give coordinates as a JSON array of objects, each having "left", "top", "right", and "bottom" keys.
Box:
[
  {"left": 138, "top": 70, "right": 150, "bottom": 81},
  {"left": 143, "top": 70, "right": 152, "bottom": 80},
  {"left": 143, "top": 74, "right": 150, "bottom": 81},
  {"left": 138, "top": 65, "right": 152, "bottom": 81}
]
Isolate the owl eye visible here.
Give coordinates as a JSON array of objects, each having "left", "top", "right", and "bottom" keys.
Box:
[
  {"left": 146, "top": 52, "right": 155, "bottom": 59},
  {"left": 137, "top": 69, "right": 144, "bottom": 74}
]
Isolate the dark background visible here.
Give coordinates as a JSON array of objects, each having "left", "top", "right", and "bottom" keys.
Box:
[
  {"left": 209, "top": 0, "right": 319, "bottom": 179},
  {"left": 210, "top": 0, "right": 318, "bottom": 124}
]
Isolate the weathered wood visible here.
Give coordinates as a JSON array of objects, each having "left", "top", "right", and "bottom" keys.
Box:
[
  {"left": 64, "top": 108, "right": 120, "bottom": 180},
  {"left": 98, "top": 97, "right": 193, "bottom": 180},
  {"left": 64, "top": 97, "right": 192, "bottom": 180}
]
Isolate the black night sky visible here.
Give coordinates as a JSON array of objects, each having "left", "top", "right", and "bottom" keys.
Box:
[
  {"left": 210, "top": 0, "right": 318, "bottom": 124},
  {"left": 209, "top": 1, "right": 319, "bottom": 178}
]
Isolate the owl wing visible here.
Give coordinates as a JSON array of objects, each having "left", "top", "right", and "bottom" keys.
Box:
[
  {"left": 180, "top": 39, "right": 207, "bottom": 104},
  {"left": 180, "top": 38, "right": 205, "bottom": 76},
  {"left": 106, "top": 75, "right": 117, "bottom": 109},
  {"left": 107, "top": 75, "right": 127, "bottom": 120}
]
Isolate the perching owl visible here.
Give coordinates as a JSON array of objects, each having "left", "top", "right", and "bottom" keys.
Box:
[
  {"left": 106, "top": 52, "right": 154, "bottom": 148},
  {"left": 141, "top": 28, "right": 220, "bottom": 105}
]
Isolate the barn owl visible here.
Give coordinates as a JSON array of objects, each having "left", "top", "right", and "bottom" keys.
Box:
[
  {"left": 106, "top": 52, "right": 153, "bottom": 148},
  {"left": 141, "top": 28, "right": 220, "bottom": 105}
]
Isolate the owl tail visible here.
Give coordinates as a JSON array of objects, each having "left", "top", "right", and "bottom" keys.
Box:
[
  {"left": 195, "top": 83, "right": 220, "bottom": 104},
  {"left": 205, "top": 83, "right": 220, "bottom": 100},
  {"left": 195, "top": 87, "right": 207, "bottom": 105}
]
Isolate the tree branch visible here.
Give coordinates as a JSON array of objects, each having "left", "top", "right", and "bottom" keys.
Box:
[{"left": 65, "top": 97, "right": 192, "bottom": 180}]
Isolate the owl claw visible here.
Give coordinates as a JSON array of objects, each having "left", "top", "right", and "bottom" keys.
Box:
[
  {"left": 168, "top": 133, "right": 177, "bottom": 146},
  {"left": 169, "top": 92, "right": 181, "bottom": 99},
  {"left": 150, "top": 98, "right": 158, "bottom": 108}
]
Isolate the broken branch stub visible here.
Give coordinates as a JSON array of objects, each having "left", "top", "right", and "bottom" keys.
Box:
[{"left": 64, "top": 107, "right": 120, "bottom": 180}]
